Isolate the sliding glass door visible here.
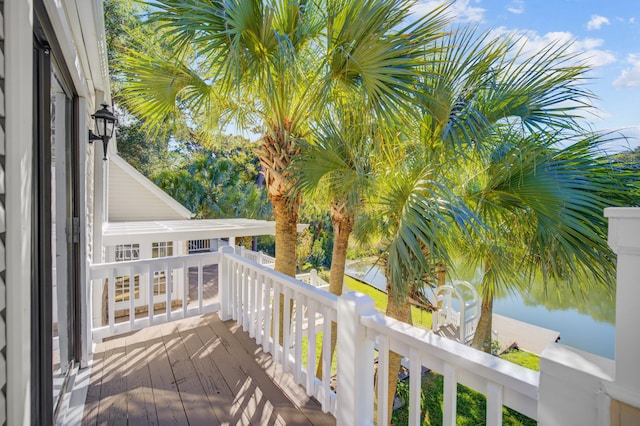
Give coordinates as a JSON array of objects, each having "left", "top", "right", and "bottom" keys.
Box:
[{"left": 33, "top": 9, "right": 81, "bottom": 422}]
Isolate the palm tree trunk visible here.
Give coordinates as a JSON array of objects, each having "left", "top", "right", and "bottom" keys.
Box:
[
  {"left": 316, "top": 208, "right": 353, "bottom": 379},
  {"left": 471, "top": 259, "right": 494, "bottom": 353},
  {"left": 271, "top": 194, "right": 300, "bottom": 345},
  {"left": 272, "top": 194, "right": 299, "bottom": 277},
  {"left": 436, "top": 263, "right": 446, "bottom": 309},
  {"left": 471, "top": 292, "right": 494, "bottom": 353}
]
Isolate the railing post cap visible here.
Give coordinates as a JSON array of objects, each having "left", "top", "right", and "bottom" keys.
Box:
[
  {"left": 605, "top": 207, "right": 640, "bottom": 253},
  {"left": 340, "top": 291, "right": 376, "bottom": 311},
  {"left": 219, "top": 246, "right": 234, "bottom": 253}
]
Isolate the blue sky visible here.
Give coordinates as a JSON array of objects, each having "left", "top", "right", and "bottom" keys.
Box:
[{"left": 412, "top": 0, "right": 640, "bottom": 151}]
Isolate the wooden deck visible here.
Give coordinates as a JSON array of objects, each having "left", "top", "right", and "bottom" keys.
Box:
[{"left": 82, "top": 314, "right": 335, "bottom": 426}]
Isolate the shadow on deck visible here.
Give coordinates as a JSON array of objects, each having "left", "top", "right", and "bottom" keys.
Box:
[{"left": 82, "top": 313, "right": 335, "bottom": 425}]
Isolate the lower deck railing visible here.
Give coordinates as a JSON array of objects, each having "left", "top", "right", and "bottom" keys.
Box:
[{"left": 89, "top": 251, "right": 221, "bottom": 341}]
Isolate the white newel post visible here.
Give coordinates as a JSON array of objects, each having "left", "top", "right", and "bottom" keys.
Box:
[
  {"left": 336, "top": 292, "right": 376, "bottom": 426},
  {"left": 538, "top": 208, "right": 640, "bottom": 425},
  {"left": 604, "top": 208, "right": 640, "bottom": 409},
  {"left": 218, "top": 246, "right": 235, "bottom": 321}
]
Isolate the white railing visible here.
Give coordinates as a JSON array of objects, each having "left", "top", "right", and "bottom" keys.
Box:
[
  {"left": 296, "top": 269, "right": 330, "bottom": 290},
  {"left": 218, "top": 247, "right": 339, "bottom": 414},
  {"left": 337, "top": 292, "right": 539, "bottom": 426},
  {"left": 89, "top": 245, "right": 538, "bottom": 424},
  {"left": 89, "top": 251, "right": 220, "bottom": 340},
  {"left": 235, "top": 246, "right": 276, "bottom": 267}
]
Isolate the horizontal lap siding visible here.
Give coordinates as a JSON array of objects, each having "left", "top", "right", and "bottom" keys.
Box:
[
  {"left": 108, "top": 159, "right": 189, "bottom": 221},
  {"left": 0, "top": 2, "right": 6, "bottom": 424}
]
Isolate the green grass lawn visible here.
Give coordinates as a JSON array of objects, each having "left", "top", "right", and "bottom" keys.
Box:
[
  {"left": 344, "top": 275, "right": 432, "bottom": 329},
  {"left": 500, "top": 349, "right": 540, "bottom": 371},
  {"left": 392, "top": 372, "right": 537, "bottom": 425}
]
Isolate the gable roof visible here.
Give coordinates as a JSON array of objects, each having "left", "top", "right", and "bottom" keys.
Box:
[{"left": 108, "top": 155, "right": 194, "bottom": 222}]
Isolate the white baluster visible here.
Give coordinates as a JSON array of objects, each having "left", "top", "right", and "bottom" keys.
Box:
[
  {"left": 129, "top": 270, "right": 135, "bottom": 328},
  {"left": 321, "top": 306, "right": 332, "bottom": 412},
  {"left": 486, "top": 382, "right": 503, "bottom": 426},
  {"left": 294, "top": 294, "right": 303, "bottom": 385},
  {"left": 377, "top": 335, "right": 389, "bottom": 426},
  {"left": 443, "top": 363, "right": 458, "bottom": 426},
  {"left": 306, "top": 300, "right": 317, "bottom": 396},
  {"left": 255, "top": 273, "right": 264, "bottom": 345},
  {"left": 108, "top": 269, "right": 115, "bottom": 334},
  {"left": 283, "top": 287, "right": 292, "bottom": 373},
  {"left": 165, "top": 263, "right": 172, "bottom": 322},
  {"left": 409, "top": 347, "right": 421, "bottom": 425}
]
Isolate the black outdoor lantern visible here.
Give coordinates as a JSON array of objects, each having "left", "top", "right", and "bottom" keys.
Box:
[{"left": 88, "top": 103, "right": 117, "bottom": 160}]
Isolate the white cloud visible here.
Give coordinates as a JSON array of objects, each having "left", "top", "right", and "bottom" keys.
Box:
[
  {"left": 587, "top": 15, "right": 610, "bottom": 30},
  {"left": 490, "top": 28, "right": 617, "bottom": 68},
  {"left": 630, "top": 17, "right": 636, "bottom": 24},
  {"left": 411, "top": 0, "right": 485, "bottom": 23},
  {"left": 613, "top": 54, "right": 640, "bottom": 88},
  {"left": 507, "top": 0, "right": 525, "bottom": 15}
]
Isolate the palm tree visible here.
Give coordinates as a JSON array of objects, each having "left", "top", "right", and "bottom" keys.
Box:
[
  {"left": 407, "top": 26, "right": 601, "bottom": 356},
  {"left": 463, "top": 131, "right": 631, "bottom": 352},
  {"left": 363, "top": 26, "right": 604, "bottom": 420},
  {"left": 357, "top": 138, "right": 475, "bottom": 422},
  {"left": 120, "top": 0, "right": 450, "bottom": 278},
  {"left": 292, "top": 95, "right": 378, "bottom": 377}
]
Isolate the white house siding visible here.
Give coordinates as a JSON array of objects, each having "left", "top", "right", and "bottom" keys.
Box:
[
  {"left": 0, "top": 3, "right": 6, "bottom": 424},
  {"left": 108, "top": 155, "right": 193, "bottom": 222},
  {"left": 5, "top": 0, "right": 33, "bottom": 424}
]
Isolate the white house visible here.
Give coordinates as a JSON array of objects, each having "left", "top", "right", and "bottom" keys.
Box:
[
  {"left": 3, "top": 1, "right": 281, "bottom": 423},
  {"left": 3, "top": 1, "right": 640, "bottom": 425}
]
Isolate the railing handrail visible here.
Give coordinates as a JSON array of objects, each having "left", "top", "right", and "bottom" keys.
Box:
[
  {"left": 337, "top": 292, "right": 540, "bottom": 425},
  {"left": 360, "top": 312, "right": 539, "bottom": 396},
  {"left": 224, "top": 252, "right": 338, "bottom": 307},
  {"left": 89, "top": 251, "right": 220, "bottom": 279}
]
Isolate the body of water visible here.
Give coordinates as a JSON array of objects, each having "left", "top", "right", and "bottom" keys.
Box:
[{"left": 345, "top": 261, "right": 616, "bottom": 359}]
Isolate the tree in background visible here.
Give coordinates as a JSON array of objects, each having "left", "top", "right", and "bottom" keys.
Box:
[
  {"left": 461, "top": 131, "right": 632, "bottom": 353},
  {"left": 119, "top": 0, "right": 449, "bottom": 280},
  {"left": 105, "top": 1, "right": 272, "bottom": 223}
]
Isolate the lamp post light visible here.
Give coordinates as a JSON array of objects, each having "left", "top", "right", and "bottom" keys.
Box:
[{"left": 88, "top": 103, "right": 117, "bottom": 160}]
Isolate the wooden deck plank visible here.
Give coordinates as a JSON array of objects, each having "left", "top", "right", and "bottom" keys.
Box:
[
  {"left": 206, "top": 315, "right": 335, "bottom": 425},
  {"left": 82, "top": 336, "right": 107, "bottom": 426},
  {"left": 160, "top": 320, "right": 222, "bottom": 426},
  {"left": 191, "top": 320, "right": 274, "bottom": 426},
  {"left": 83, "top": 313, "right": 335, "bottom": 425},
  {"left": 225, "top": 320, "right": 336, "bottom": 426},
  {"left": 143, "top": 323, "right": 190, "bottom": 425},
  {"left": 97, "top": 334, "right": 129, "bottom": 426},
  {"left": 124, "top": 326, "right": 159, "bottom": 425},
  {"left": 175, "top": 317, "right": 253, "bottom": 425}
]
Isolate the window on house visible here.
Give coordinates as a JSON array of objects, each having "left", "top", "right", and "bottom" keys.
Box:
[
  {"left": 115, "top": 275, "right": 140, "bottom": 302},
  {"left": 152, "top": 241, "right": 173, "bottom": 258},
  {"left": 115, "top": 244, "right": 140, "bottom": 262},
  {"left": 152, "top": 242, "right": 174, "bottom": 295},
  {"left": 114, "top": 244, "right": 140, "bottom": 301}
]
